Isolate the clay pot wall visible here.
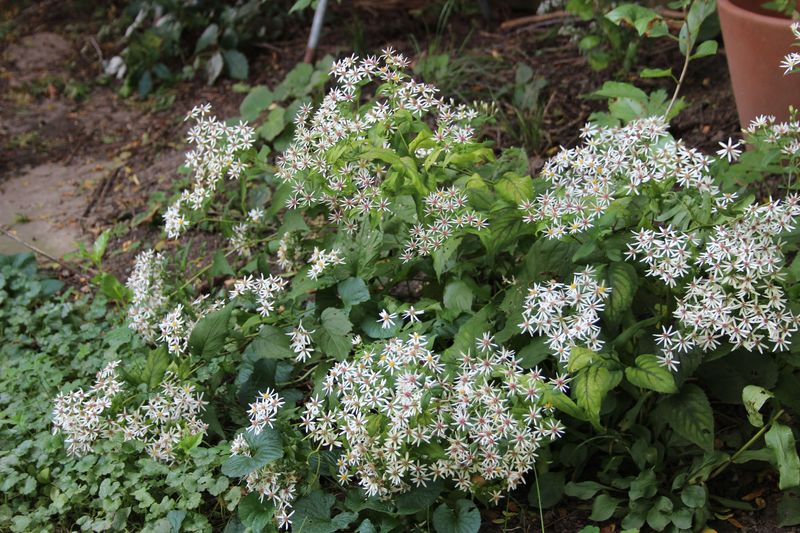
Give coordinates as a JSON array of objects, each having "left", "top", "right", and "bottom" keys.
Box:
[{"left": 718, "top": 0, "right": 800, "bottom": 127}]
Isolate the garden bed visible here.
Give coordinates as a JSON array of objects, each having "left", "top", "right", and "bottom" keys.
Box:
[{"left": 5, "top": 2, "right": 797, "bottom": 533}]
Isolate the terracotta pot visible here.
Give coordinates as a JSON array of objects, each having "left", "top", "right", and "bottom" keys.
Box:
[{"left": 717, "top": 0, "right": 800, "bottom": 127}]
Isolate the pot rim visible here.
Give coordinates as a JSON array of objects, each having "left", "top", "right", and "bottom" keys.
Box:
[{"left": 717, "top": 0, "right": 796, "bottom": 27}]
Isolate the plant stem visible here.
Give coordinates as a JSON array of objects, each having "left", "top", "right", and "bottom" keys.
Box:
[
  {"left": 666, "top": 6, "right": 692, "bottom": 119},
  {"left": 666, "top": 48, "right": 691, "bottom": 118},
  {"left": 532, "top": 468, "right": 547, "bottom": 533},
  {"left": 709, "top": 408, "right": 785, "bottom": 480}
]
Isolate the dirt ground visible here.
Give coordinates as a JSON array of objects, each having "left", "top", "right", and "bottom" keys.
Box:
[
  {"left": 4, "top": 2, "right": 786, "bottom": 532},
  {"left": 0, "top": 1, "right": 739, "bottom": 263}
]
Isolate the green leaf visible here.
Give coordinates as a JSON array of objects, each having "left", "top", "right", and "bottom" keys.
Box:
[
  {"left": 691, "top": 39, "right": 718, "bottom": 58},
  {"left": 211, "top": 250, "right": 235, "bottom": 277},
  {"left": 222, "top": 429, "right": 283, "bottom": 477},
  {"left": 293, "top": 490, "right": 357, "bottom": 533},
  {"left": 592, "top": 81, "right": 648, "bottom": 102},
  {"left": 640, "top": 67, "right": 673, "bottom": 78},
  {"left": 544, "top": 388, "right": 589, "bottom": 421},
  {"left": 395, "top": 480, "right": 443, "bottom": 514},
  {"left": 629, "top": 469, "right": 657, "bottom": 501},
  {"left": 278, "top": 209, "right": 308, "bottom": 235},
  {"left": 432, "top": 237, "right": 461, "bottom": 279},
  {"left": 495, "top": 172, "right": 534, "bottom": 204},
  {"left": 138, "top": 70, "right": 153, "bottom": 97},
  {"left": 337, "top": 278, "right": 370, "bottom": 307},
  {"left": 237, "top": 357, "right": 293, "bottom": 405},
  {"left": 240, "top": 86, "right": 274, "bottom": 121},
  {"left": 432, "top": 499, "right": 481, "bottom": 533},
  {"left": 655, "top": 383, "right": 714, "bottom": 450},
  {"left": 671, "top": 507, "right": 693, "bottom": 529},
  {"left": 646, "top": 496, "right": 673, "bottom": 531},
  {"left": 136, "top": 346, "right": 170, "bottom": 390},
  {"left": 316, "top": 328, "right": 352, "bottom": 361},
  {"left": 223, "top": 50, "right": 248, "bottom": 80},
  {"left": 318, "top": 308, "right": 353, "bottom": 359},
  {"left": 742, "top": 385, "right": 774, "bottom": 427},
  {"left": 444, "top": 305, "right": 493, "bottom": 358},
  {"left": 443, "top": 280, "right": 473, "bottom": 314},
  {"left": 91, "top": 229, "right": 111, "bottom": 265},
  {"left": 275, "top": 62, "right": 314, "bottom": 99},
  {"left": 379, "top": 152, "right": 425, "bottom": 194},
  {"left": 356, "top": 519, "right": 378, "bottom": 533},
  {"left": 567, "top": 346, "right": 597, "bottom": 373},
  {"left": 571, "top": 240, "right": 598, "bottom": 264},
  {"left": 167, "top": 510, "right": 186, "bottom": 533},
  {"left": 572, "top": 362, "right": 623, "bottom": 429},
  {"left": 621, "top": 499, "right": 649, "bottom": 529},
  {"left": 579, "top": 35, "right": 601, "bottom": 52},
  {"left": 680, "top": 485, "right": 707, "bottom": 508},
  {"left": 606, "top": 3, "right": 669, "bottom": 37},
  {"left": 565, "top": 481, "right": 609, "bottom": 500},
  {"left": 519, "top": 337, "right": 551, "bottom": 368},
  {"left": 290, "top": 0, "right": 312, "bottom": 12},
  {"left": 589, "top": 494, "right": 621, "bottom": 521},
  {"left": 680, "top": 0, "right": 716, "bottom": 54},
  {"left": 188, "top": 306, "right": 232, "bottom": 358},
  {"left": 97, "top": 272, "right": 131, "bottom": 304},
  {"left": 206, "top": 51, "right": 224, "bottom": 84},
  {"left": 515, "top": 63, "right": 534, "bottom": 84},
  {"left": 245, "top": 325, "right": 294, "bottom": 360},
  {"left": 606, "top": 262, "right": 638, "bottom": 322},
  {"left": 321, "top": 308, "right": 352, "bottom": 336},
  {"left": 765, "top": 423, "right": 800, "bottom": 489},
  {"left": 361, "top": 315, "right": 399, "bottom": 339},
  {"left": 625, "top": 355, "right": 677, "bottom": 393},
  {"left": 195, "top": 24, "right": 219, "bottom": 54},
  {"left": 258, "top": 106, "right": 286, "bottom": 142},
  {"left": 238, "top": 492, "right": 275, "bottom": 533}
]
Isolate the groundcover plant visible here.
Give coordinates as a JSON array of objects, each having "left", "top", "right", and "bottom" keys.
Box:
[{"left": 38, "top": 5, "right": 800, "bottom": 533}]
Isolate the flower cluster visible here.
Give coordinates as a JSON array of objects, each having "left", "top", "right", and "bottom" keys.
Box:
[
  {"left": 112, "top": 373, "right": 208, "bottom": 462},
  {"left": 230, "top": 222, "right": 252, "bottom": 257},
  {"left": 230, "top": 391, "right": 296, "bottom": 529},
  {"left": 155, "top": 295, "right": 226, "bottom": 356},
  {"left": 53, "top": 364, "right": 207, "bottom": 462},
  {"left": 246, "top": 388, "right": 285, "bottom": 434},
  {"left": 229, "top": 273, "right": 289, "bottom": 317},
  {"left": 288, "top": 322, "right": 315, "bottom": 362},
  {"left": 743, "top": 113, "right": 800, "bottom": 159},
  {"left": 520, "top": 117, "right": 736, "bottom": 238},
  {"left": 126, "top": 250, "right": 167, "bottom": 341},
  {"left": 158, "top": 304, "right": 191, "bottom": 355},
  {"left": 231, "top": 433, "right": 298, "bottom": 530},
  {"left": 52, "top": 361, "right": 123, "bottom": 457},
  {"left": 669, "top": 197, "right": 800, "bottom": 357},
  {"left": 247, "top": 465, "right": 298, "bottom": 529},
  {"left": 276, "top": 232, "right": 300, "bottom": 272},
  {"left": 401, "top": 187, "right": 487, "bottom": 261},
  {"left": 164, "top": 104, "right": 255, "bottom": 239},
  {"left": 303, "top": 334, "right": 563, "bottom": 500},
  {"left": 520, "top": 268, "right": 610, "bottom": 363},
  {"left": 625, "top": 226, "right": 698, "bottom": 287},
  {"left": 274, "top": 50, "right": 482, "bottom": 257},
  {"left": 308, "top": 247, "right": 345, "bottom": 280}
]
